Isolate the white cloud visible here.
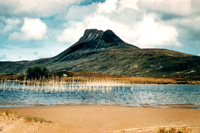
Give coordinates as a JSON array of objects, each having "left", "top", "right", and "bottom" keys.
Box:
[
  {"left": 173, "top": 16, "right": 200, "bottom": 31},
  {"left": 138, "top": 0, "right": 192, "bottom": 16},
  {"left": 1, "top": 0, "right": 200, "bottom": 60},
  {"left": 10, "top": 18, "right": 47, "bottom": 40},
  {"left": 57, "top": 21, "right": 85, "bottom": 43},
  {"left": 191, "top": 0, "right": 200, "bottom": 14},
  {"left": 118, "top": 0, "right": 138, "bottom": 10},
  {"left": 57, "top": 0, "right": 132, "bottom": 44},
  {"left": 85, "top": 15, "right": 118, "bottom": 30},
  {"left": 0, "top": 0, "right": 83, "bottom": 17},
  {"left": 65, "top": 3, "right": 97, "bottom": 21},
  {"left": 58, "top": 1, "right": 182, "bottom": 48},
  {"left": 57, "top": 15, "right": 129, "bottom": 44},
  {"left": 97, "top": 0, "right": 118, "bottom": 13},
  {"left": 2, "top": 17, "right": 21, "bottom": 33},
  {"left": 134, "top": 15, "right": 182, "bottom": 48}
]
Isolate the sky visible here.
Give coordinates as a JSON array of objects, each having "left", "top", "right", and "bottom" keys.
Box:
[{"left": 0, "top": 0, "right": 200, "bottom": 61}]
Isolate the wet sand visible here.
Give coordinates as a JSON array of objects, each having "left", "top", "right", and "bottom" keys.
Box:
[{"left": 0, "top": 105, "right": 200, "bottom": 133}]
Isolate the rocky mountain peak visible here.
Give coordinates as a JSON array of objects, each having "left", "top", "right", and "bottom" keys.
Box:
[
  {"left": 78, "top": 29, "right": 103, "bottom": 42},
  {"left": 78, "top": 29, "right": 122, "bottom": 43},
  {"left": 102, "top": 29, "right": 122, "bottom": 43},
  {"left": 72, "top": 29, "right": 138, "bottom": 51},
  {"left": 55, "top": 29, "right": 139, "bottom": 59}
]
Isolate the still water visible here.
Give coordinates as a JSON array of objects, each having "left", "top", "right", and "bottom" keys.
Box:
[{"left": 0, "top": 82, "right": 200, "bottom": 109}]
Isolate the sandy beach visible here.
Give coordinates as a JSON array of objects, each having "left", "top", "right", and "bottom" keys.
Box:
[{"left": 0, "top": 105, "right": 200, "bottom": 133}]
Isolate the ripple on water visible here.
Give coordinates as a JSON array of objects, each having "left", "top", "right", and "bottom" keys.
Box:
[{"left": 0, "top": 83, "right": 200, "bottom": 109}]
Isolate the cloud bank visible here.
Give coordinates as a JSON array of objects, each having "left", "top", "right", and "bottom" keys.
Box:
[
  {"left": 0, "top": 0, "right": 83, "bottom": 17},
  {"left": 10, "top": 18, "right": 47, "bottom": 40},
  {"left": 57, "top": 0, "right": 184, "bottom": 48},
  {"left": 0, "top": 0, "right": 200, "bottom": 61}
]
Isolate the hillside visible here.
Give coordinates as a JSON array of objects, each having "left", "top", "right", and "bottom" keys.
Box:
[{"left": 0, "top": 29, "right": 200, "bottom": 78}]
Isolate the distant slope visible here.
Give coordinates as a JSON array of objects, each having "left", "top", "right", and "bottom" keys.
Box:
[{"left": 1, "top": 29, "right": 200, "bottom": 78}]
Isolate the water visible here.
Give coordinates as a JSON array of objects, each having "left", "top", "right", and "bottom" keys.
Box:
[{"left": 0, "top": 82, "right": 200, "bottom": 109}]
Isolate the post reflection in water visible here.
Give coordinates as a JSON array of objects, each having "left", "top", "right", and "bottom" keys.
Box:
[{"left": 0, "top": 81, "right": 200, "bottom": 109}]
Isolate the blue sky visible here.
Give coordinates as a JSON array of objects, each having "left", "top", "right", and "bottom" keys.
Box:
[{"left": 0, "top": 0, "right": 200, "bottom": 61}]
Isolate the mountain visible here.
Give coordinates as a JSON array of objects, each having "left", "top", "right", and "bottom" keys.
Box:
[{"left": 1, "top": 29, "right": 200, "bottom": 78}]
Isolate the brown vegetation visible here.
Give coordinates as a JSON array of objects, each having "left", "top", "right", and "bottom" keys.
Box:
[
  {"left": 0, "top": 111, "right": 51, "bottom": 123},
  {"left": 0, "top": 71, "right": 199, "bottom": 84},
  {"left": 157, "top": 127, "right": 192, "bottom": 133}
]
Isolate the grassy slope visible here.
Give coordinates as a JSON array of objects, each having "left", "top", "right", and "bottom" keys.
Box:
[
  {"left": 1, "top": 47, "right": 200, "bottom": 79},
  {"left": 45, "top": 48, "right": 200, "bottom": 77}
]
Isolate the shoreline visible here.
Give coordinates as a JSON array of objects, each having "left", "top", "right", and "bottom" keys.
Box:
[
  {"left": 0, "top": 105, "right": 200, "bottom": 132},
  {"left": 2, "top": 80, "right": 200, "bottom": 85},
  {"left": 1, "top": 74, "right": 200, "bottom": 85},
  {"left": 0, "top": 103, "right": 200, "bottom": 110}
]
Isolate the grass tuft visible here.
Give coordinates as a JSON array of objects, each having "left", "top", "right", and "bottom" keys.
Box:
[
  {"left": 0, "top": 111, "right": 19, "bottom": 120},
  {"left": 0, "top": 111, "right": 51, "bottom": 123},
  {"left": 157, "top": 127, "right": 192, "bottom": 133},
  {"left": 24, "top": 115, "right": 51, "bottom": 123}
]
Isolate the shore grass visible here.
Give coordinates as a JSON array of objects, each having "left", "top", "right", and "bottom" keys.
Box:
[
  {"left": 0, "top": 74, "right": 198, "bottom": 92},
  {"left": 1, "top": 71, "right": 200, "bottom": 85},
  {"left": 0, "top": 110, "right": 51, "bottom": 123},
  {"left": 24, "top": 115, "right": 51, "bottom": 123},
  {"left": 157, "top": 127, "right": 192, "bottom": 133},
  {"left": 0, "top": 76, "right": 181, "bottom": 84}
]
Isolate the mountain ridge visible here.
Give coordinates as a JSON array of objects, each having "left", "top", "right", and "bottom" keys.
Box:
[
  {"left": 0, "top": 29, "right": 200, "bottom": 78},
  {"left": 53, "top": 29, "right": 138, "bottom": 61}
]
